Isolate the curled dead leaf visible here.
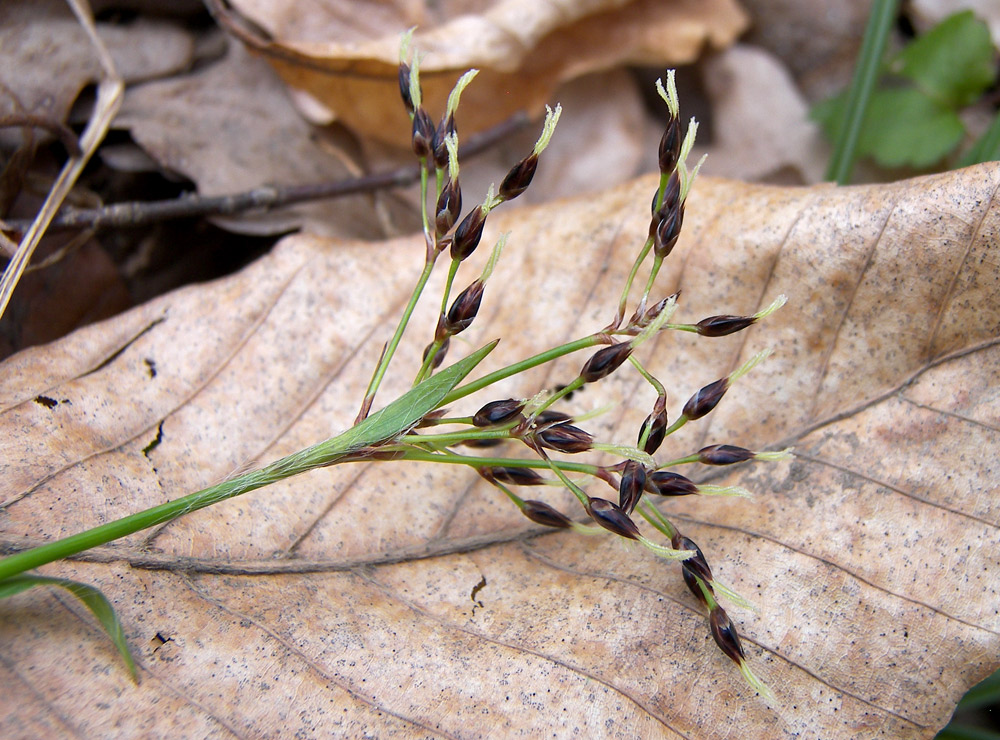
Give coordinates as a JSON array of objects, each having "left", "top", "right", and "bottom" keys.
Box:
[
  {"left": 215, "top": 0, "right": 748, "bottom": 147},
  {"left": 0, "top": 165, "right": 998, "bottom": 737}
]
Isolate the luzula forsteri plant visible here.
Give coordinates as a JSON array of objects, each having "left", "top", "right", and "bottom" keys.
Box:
[{"left": 0, "top": 33, "right": 788, "bottom": 699}]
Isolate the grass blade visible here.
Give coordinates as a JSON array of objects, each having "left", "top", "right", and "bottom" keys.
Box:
[
  {"left": 824, "top": 0, "right": 900, "bottom": 183},
  {"left": 0, "top": 574, "right": 137, "bottom": 681}
]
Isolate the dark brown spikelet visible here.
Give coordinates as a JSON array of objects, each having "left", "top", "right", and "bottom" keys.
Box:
[
  {"left": 695, "top": 314, "right": 756, "bottom": 337},
  {"left": 709, "top": 606, "right": 746, "bottom": 664},
  {"left": 422, "top": 337, "right": 450, "bottom": 370},
  {"left": 435, "top": 177, "right": 462, "bottom": 236},
  {"left": 411, "top": 107, "right": 435, "bottom": 159},
  {"left": 682, "top": 378, "right": 729, "bottom": 420},
  {"left": 445, "top": 279, "right": 484, "bottom": 335},
  {"left": 653, "top": 202, "right": 684, "bottom": 258},
  {"left": 461, "top": 437, "right": 505, "bottom": 448},
  {"left": 658, "top": 114, "right": 682, "bottom": 174},
  {"left": 698, "top": 444, "right": 755, "bottom": 465},
  {"left": 586, "top": 497, "right": 641, "bottom": 539},
  {"left": 650, "top": 171, "right": 681, "bottom": 216},
  {"left": 682, "top": 567, "right": 710, "bottom": 604},
  {"left": 490, "top": 466, "right": 545, "bottom": 486},
  {"left": 536, "top": 423, "right": 593, "bottom": 453},
  {"left": 579, "top": 342, "right": 633, "bottom": 383},
  {"left": 648, "top": 471, "right": 698, "bottom": 497},
  {"left": 431, "top": 112, "right": 455, "bottom": 169},
  {"left": 638, "top": 408, "right": 668, "bottom": 454},
  {"left": 672, "top": 534, "right": 713, "bottom": 583},
  {"left": 499, "top": 153, "right": 538, "bottom": 200},
  {"left": 535, "top": 410, "right": 572, "bottom": 425},
  {"left": 618, "top": 460, "right": 647, "bottom": 513},
  {"left": 398, "top": 63, "right": 414, "bottom": 113},
  {"left": 450, "top": 207, "right": 487, "bottom": 261},
  {"left": 473, "top": 399, "right": 525, "bottom": 427},
  {"left": 521, "top": 500, "right": 573, "bottom": 528}
]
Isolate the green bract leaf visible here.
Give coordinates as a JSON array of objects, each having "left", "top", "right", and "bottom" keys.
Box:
[
  {"left": 890, "top": 10, "right": 996, "bottom": 107},
  {"left": 860, "top": 88, "right": 964, "bottom": 168},
  {"left": 0, "top": 574, "right": 137, "bottom": 681}
]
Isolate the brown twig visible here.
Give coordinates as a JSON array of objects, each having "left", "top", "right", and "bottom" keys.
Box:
[
  {"left": 0, "top": 114, "right": 82, "bottom": 158},
  {"left": 0, "top": 113, "right": 529, "bottom": 235}
]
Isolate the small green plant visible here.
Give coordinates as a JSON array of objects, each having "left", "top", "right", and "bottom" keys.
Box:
[
  {"left": 815, "top": 8, "right": 1000, "bottom": 179},
  {"left": 0, "top": 32, "right": 790, "bottom": 699}
]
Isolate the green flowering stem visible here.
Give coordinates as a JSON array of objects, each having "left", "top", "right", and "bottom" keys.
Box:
[
  {"left": 441, "top": 334, "right": 604, "bottom": 405},
  {"left": 397, "top": 447, "right": 604, "bottom": 479},
  {"left": 360, "top": 255, "right": 438, "bottom": 417},
  {"left": 0, "top": 342, "right": 497, "bottom": 583}
]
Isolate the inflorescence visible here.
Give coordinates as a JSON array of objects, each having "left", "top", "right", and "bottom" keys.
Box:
[{"left": 361, "top": 32, "right": 790, "bottom": 700}]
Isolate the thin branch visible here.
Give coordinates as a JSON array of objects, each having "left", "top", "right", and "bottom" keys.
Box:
[
  {"left": 0, "top": 0, "right": 123, "bottom": 323},
  {"left": 0, "top": 113, "right": 529, "bottom": 235}
]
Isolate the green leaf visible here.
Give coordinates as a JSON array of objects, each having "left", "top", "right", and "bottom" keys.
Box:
[
  {"left": 958, "top": 110, "right": 1000, "bottom": 167},
  {"left": 935, "top": 726, "right": 1000, "bottom": 740},
  {"left": 956, "top": 667, "right": 1000, "bottom": 712},
  {"left": 306, "top": 338, "right": 499, "bottom": 461},
  {"left": 811, "top": 91, "right": 850, "bottom": 142},
  {"left": 0, "top": 574, "right": 137, "bottom": 681},
  {"left": 890, "top": 10, "right": 996, "bottom": 107},
  {"left": 858, "top": 88, "right": 965, "bottom": 168}
]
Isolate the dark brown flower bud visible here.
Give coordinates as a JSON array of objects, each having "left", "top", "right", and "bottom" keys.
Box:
[
  {"left": 648, "top": 471, "right": 698, "bottom": 497},
  {"left": 658, "top": 115, "right": 682, "bottom": 175},
  {"left": 411, "top": 107, "right": 435, "bottom": 159},
  {"left": 586, "top": 497, "right": 641, "bottom": 539},
  {"left": 709, "top": 606, "right": 746, "bottom": 664},
  {"left": 444, "top": 279, "right": 484, "bottom": 335},
  {"left": 398, "top": 63, "right": 414, "bottom": 113},
  {"left": 499, "top": 152, "right": 538, "bottom": 200},
  {"left": 535, "top": 410, "right": 572, "bottom": 425},
  {"left": 435, "top": 177, "right": 463, "bottom": 236},
  {"left": 618, "top": 460, "right": 647, "bottom": 513},
  {"left": 637, "top": 408, "right": 668, "bottom": 454},
  {"left": 695, "top": 314, "right": 756, "bottom": 337},
  {"left": 521, "top": 500, "right": 573, "bottom": 528},
  {"left": 629, "top": 292, "right": 680, "bottom": 330},
  {"left": 473, "top": 399, "right": 525, "bottom": 427},
  {"left": 683, "top": 378, "right": 729, "bottom": 420},
  {"left": 489, "top": 466, "right": 545, "bottom": 486},
  {"left": 672, "top": 534, "right": 713, "bottom": 583},
  {"left": 422, "top": 337, "right": 449, "bottom": 370},
  {"left": 450, "top": 207, "right": 487, "bottom": 261},
  {"left": 432, "top": 112, "right": 455, "bottom": 170},
  {"left": 698, "top": 444, "right": 754, "bottom": 465},
  {"left": 536, "top": 423, "right": 593, "bottom": 453},
  {"left": 654, "top": 202, "right": 684, "bottom": 258},
  {"left": 579, "top": 342, "right": 633, "bottom": 383},
  {"left": 651, "top": 171, "right": 681, "bottom": 216},
  {"left": 461, "top": 437, "right": 504, "bottom": 448},
  {"left": 682, "top": 567, "right": 710, "bottom": 604}
]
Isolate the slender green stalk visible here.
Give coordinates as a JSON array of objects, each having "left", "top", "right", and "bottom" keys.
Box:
[
  {"left": 615, "top": 237, "right": 654, "bottom": 326},
  {"left": 0, "top": 342, "right": 497, "bottom": 582},
  {"left": 441, "top": 334, "right": 602, "bottom": 405},
  {"left": 825, "top": 0, "right": 900, "bottom": 183},
  {"left": 397, "top": 448, "right": 603, "bottom": 478},
  {"left": 362, "top": 257, "right": 437, "bottom": 409}
]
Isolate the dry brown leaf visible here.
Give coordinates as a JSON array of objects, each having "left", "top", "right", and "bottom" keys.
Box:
[
  {"left": 0, "top": 0, "right": 194, "bottom": 125},
  {"left": 114, "top": 41, "right": 406, "bottom": 237},
  {"left": 739, "top": 0, "right": 873, "bottom": 101},
  {"left": 0, "top": 164, "right": 998, "bottom": 737},
  {"left": 221, "top": 0, "right": 747, "bottom": 147},
  {"left": 700, "top": 45, "right": 829, "bottom": 184}
]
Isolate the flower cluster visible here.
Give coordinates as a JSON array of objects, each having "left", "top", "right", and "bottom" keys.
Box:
[{"left": 365, "top": 32, "right": 789, "bottom": 700}]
